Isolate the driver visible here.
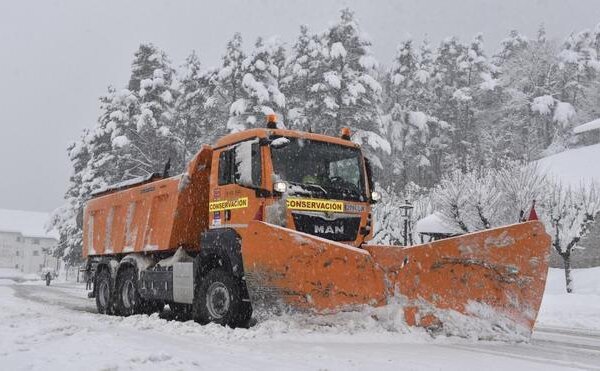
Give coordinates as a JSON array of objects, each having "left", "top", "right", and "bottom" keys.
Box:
[{"left": 302, "top": 162, "right": 328, "bottom": 185}]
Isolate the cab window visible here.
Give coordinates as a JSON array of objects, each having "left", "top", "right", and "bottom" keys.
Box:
[{"left": 218, "top": 139, "right": 262, "bottom": 187}]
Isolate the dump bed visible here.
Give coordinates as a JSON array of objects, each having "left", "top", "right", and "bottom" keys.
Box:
[{"left": 82, "top": 146, "right": 212, "bottom": 258}]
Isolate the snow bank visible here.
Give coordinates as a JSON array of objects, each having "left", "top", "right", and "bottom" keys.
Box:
[{"left": 537, "top": 267, "right": 600, "bottom": 330}]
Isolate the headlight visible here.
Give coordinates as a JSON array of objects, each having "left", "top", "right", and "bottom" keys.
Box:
[
  {"left": 371, "top": 191, "right": 381, "bottom": 202},
  {"left": 273, "top": 181, "right": 287, "bottom": 193}
]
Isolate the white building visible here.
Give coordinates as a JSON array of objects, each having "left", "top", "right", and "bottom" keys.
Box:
[{"left": 0, "top": 209, "right": 59, "bottom": 275}]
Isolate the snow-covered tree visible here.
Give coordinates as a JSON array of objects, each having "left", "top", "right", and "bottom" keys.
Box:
[
  {"left": 372, "top": 184, "right": 432, "bottom": 245},
  {"left": 384, "top": 36, "right": 448, "bottom": 189},
  {"left": 172, "top": 52, "right": 217, "bottom": 167},
  {"left": 319, "top": 9, "right": 383, "bottom": 138},
  {"left": 283, "top": 25, "right": 326, "bottom": 131},
  {"left": 494, "top": 30, "right": 528, "bottom": 65},
  {"left": 211, "top": 33, "right": 248, "bottom": 133},
  {"left": 316, "top": 9, "right": 391, "bottom": 175},
  {"left": 430, "top": 163, "right": 548, "bottom": 233},
  {"left": 541, "top": 182, "right": 600, "bottom": 293},
  {"left": 87, "top": 87, "right": 138, "bottom": 186},
  {"left": 557, "top": 30, "right": 600, "bottom": 106},
  {"left": 235, "top": 37, "right": 287, "bottom": 129},
  {"left": 129, "top": 44, "right": 179, "bottom": 175},
  {"left": 48, "top": 132, "right": 92, "bottom": 265}
]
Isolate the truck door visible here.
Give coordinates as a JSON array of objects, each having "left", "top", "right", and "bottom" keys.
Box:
[{"left": 209, "top": 139, "right": 263, "bottom": 231}]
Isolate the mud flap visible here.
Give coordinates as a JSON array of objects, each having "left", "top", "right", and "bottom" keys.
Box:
[
  {"left": 242, "top": 221, "right": 386, "bottom": 313},
  {"left": 365, "top": 221, "right": 551, "bottom": 335}
]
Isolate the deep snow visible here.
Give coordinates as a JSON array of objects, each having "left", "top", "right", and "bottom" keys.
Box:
[{"left": 1, "top": 268, "right": 600, "bottom": 370}]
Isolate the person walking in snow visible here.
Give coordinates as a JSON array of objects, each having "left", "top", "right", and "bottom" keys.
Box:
[{"left": 85, "top": 264, "right": 93, "bottom": 290}]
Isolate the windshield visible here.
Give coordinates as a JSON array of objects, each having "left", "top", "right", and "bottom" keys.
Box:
[{"left": 271, "top": 138, "right": 366, "bottom": 202}]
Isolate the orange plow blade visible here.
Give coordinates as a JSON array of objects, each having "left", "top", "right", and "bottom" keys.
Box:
[
  {"left": 242, "top": 221, "right": 551, "bottom": 337},
  {"left": 242, "top": 222, "right": 387, "bottom": 312}
]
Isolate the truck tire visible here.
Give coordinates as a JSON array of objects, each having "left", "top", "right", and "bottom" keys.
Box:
[
  {"left": 115, "top": 267, "right": 142, "bottom": 316},
  {"left": 95, "top": 268, "right": 114, "bottom": 315},
  {"left": 193, "top": 269, "right": 251, "bottom": 327}
]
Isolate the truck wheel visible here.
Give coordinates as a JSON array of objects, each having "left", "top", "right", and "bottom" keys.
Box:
[
  {"left": 95, "top": 268, "right": 114, "bottom": 315},
  {"left": 193, "top": 269, "right": 251, "bottom": 327},
  {"left": 115, "top": 267, "right": 142, "bottom": 316}
]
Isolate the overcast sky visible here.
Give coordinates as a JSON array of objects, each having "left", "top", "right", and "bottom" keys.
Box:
[{"left": 2, "top": 0, "right": 600, "bottom": 213}]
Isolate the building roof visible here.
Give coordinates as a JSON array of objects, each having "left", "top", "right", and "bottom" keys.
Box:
[
  {"left": 414, "top": 212, "right": 463, "bottom": 236},
  {"left": 0, "top": 209, "right": 59, "bottom": 239},
  {"left": 574, "top": 118, "right": 600, "bottom": 134}
]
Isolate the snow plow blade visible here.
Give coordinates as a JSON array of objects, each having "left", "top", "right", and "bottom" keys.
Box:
[{"left": 242, "top": 221, "right": 551, "bottom": 336}]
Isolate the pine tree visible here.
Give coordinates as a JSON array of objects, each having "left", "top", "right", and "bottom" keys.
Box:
[
  {"left": 172, "top": 51, "right": 217, "bottom": 168},
  {"left": 125, "top": 43, "right": 179, "bottom": 176},
  {"left": 284, "top": 25, "right": 328, "bottom": 131},
  {"left": 384, "top": 36, "right": 447, "bottom": 189},
  {"left": 494, "top": 30, "right": 528, "bottom": 65},
  {"left": 319, "top": 8, "right": 383, "bottom": 138},
  {"left": 87, "top": 87, "right": 138, "bottom": 185},
  {"left": 388, "top": 38, "right": 420, "bottom": 110},
  {"left": 308, "top": 8, "right": 391, "bottom": 174},
  {"left": 48, "top": 132, "right": 92, "bottom": 266},
  {"left": 237, "top": 37, "right": 286, "bottom": 128},
  {"left": 211, "top": 33, "right": 248, "bottom": 133},
  {"left": 557, "top": 30, "right": 600, "bottom": 107}
]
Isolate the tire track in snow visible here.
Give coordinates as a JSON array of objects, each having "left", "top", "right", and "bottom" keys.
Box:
[
  {"left": 438, "top": 327, "right": 600, "bottom": 370},
  {"left": 12, "top": 282, "right": 97, "bottom": 313}
]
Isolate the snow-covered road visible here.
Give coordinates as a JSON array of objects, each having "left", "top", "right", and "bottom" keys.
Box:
[{"left": 2, "top": 273, "right": 600, "bottom": 371}]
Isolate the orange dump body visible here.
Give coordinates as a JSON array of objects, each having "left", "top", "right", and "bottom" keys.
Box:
[
  {"left": 82, "top": 146, "right": 212, "bottom": 258},
  {"left": 242, "top": 220, "right": 551, "bottom": 335}
]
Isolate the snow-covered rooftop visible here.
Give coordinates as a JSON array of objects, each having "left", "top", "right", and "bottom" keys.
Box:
[
  {"left": 0, "top": 209, "right": 58, "bottom": 239},
  {"left": 536, "top": 143, "right": 600, "bottom": 187},
  {"left": 414, "top": 212, "right": 462, "bottom": 235},
  {"left": 573, "top": 118, "right": 600, "bottom": 134}
]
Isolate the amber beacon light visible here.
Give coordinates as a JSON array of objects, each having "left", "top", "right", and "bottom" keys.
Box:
[
  {"left": 266, "top": 114, "right": 277, "bottom": 129},
  {"left": 341, "top": 127, "right": 351, "bottom": 140}
]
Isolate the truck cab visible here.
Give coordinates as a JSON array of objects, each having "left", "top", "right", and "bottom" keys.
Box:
[{"left": 208, "top": 127, "right": 379, "bottom": 248}]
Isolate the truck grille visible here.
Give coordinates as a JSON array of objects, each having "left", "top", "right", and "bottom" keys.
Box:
[{"left": 291, "top": 212, "right": 361, "bottom": 241}]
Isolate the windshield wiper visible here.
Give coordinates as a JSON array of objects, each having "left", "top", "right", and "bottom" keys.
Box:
[
  {"left": 286, "top": 181, "right": 329, "bottom": 198},
  {"left": 304, "top": 183, "right": 329, "bottom": 196}
]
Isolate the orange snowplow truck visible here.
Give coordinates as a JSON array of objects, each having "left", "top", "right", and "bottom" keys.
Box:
[{"left": 83, "top": 116, "right": 551, "bottom": 335}]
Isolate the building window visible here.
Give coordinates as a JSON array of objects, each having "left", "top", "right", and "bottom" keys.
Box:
[
  {"left": 16, "top": 236, "right": 21, "bottom": 242},
  {"left": 32, "top": 238, "right": 40, "bottom": 245},
  {"left": 15, "top": 264, "right": 18, "bottom": 269},
  {"left": 33, "top": 250, "right": 39, "bottom": 256},
  {"left": 15, "top": 251, "right": 19, "bottom": 256}
]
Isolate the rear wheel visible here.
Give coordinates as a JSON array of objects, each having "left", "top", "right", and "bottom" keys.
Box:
[
  {"left": 115, "top": 267, "right": 142, "bottom": 316},
  {"left": 95, "top": 268, "right": 114, "bottom": 315},
  {"left": 193, "top": 269, "right": 251, "bottom": 327}
]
